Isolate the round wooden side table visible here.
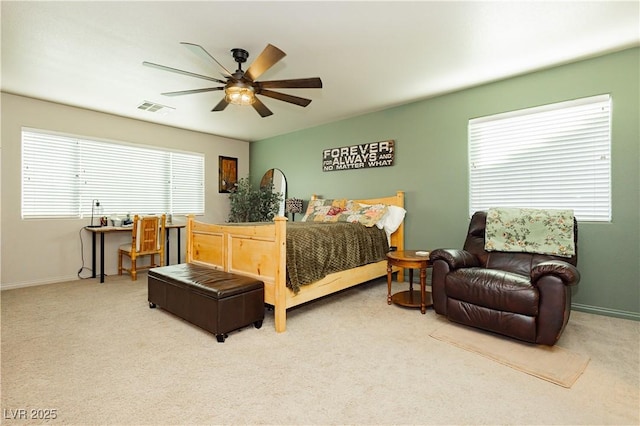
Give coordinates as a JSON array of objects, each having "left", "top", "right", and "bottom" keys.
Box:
[{"left": 386, "top": 250, "right": 432, "bottom": 314}]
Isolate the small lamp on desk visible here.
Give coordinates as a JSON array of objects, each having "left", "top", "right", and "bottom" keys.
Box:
[
  {"left": 87, "top": 199, "right": 101, "bottom": 228},
  {"left": 285, "top": 198, "right": 304, "bottom": 222}
]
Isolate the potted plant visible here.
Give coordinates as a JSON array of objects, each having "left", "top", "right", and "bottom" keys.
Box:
[{"left": 228, "top": 177, "right": 283, "bottom": 222}]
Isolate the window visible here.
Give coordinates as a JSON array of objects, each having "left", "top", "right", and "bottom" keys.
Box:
[
  {"left": 22, "top": 129, "right": 204, "bottom": 219},
  {"left": 468, "top": 94, "right": 611, "bottom": 221}
]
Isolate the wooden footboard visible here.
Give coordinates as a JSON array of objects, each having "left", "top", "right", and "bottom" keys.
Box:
[{"left": 186, "top": 190, "right": 405, "bottom": 333}]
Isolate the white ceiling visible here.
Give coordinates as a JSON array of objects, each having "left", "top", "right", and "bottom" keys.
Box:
[{"left": 2, "top": 1, "right": 638, "bottom": 142}]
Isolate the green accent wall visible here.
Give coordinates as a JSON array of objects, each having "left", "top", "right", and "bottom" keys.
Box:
[{"left": 251, "top": 47, "right": 640, "bottom": 320}]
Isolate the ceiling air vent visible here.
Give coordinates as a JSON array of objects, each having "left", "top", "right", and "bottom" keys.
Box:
[{"left": 137, "top": 101, "right": 175, "bottom": 115}]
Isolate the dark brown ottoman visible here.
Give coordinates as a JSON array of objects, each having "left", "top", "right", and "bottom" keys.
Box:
[{"left": 148, "top": 263, "right": 264, "bottom": 342}]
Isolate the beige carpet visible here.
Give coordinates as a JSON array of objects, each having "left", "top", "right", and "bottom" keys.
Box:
[
  {"left": 2, "top": 274, "right": 639, "bottom": 425},
  {"left": 430, "top": 322, "right": 590, "bottom": 388}
]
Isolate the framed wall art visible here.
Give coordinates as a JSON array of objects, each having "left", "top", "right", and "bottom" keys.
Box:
[{"left": 218, "top": 156, "right": 238, "bottom": 193}]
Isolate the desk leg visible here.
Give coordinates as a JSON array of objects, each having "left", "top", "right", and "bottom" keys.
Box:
[
  {"left": 165, "top": 229, "right": 171, "bottom": 266},
  {"left": 91, "top": 232, "right": 97, "bottom": 279},
  {"left": 99, "top": 233, "right": 105, "bottom": 284},
  {"left": 177, "top": 228, "right": 181, "bottom": 263},
  {"left": 420, "top": 267, "right": 427, "bottom": 314}
]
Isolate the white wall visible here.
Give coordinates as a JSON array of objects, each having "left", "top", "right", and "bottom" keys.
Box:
[{"left": 1, "top": 93, "right": 250, "bottom": 289}]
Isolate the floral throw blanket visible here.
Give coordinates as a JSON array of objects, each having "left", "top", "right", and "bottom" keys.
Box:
[{"left": 484, "top": 208, "right": 575, "bottom": 258}]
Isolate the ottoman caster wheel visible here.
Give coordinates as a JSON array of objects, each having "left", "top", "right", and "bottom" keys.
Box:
[
  {"left": 149, "top": 302, "right": 157, "bottom": 309},
  {"left": 216, "top": 334, "right": 227, "bottom": 343},
  {"left": 254, "top": 320, "right": 263, "bottom": 329}
]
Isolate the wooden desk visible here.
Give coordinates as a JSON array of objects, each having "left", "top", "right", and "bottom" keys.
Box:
[
  {"left": 85, "top": 223, "right": 185, "bottom": 283},
  {"left": 386, "top": 250, "right": 432, "bottom": 314}
]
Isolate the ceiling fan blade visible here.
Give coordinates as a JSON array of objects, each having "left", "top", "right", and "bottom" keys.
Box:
[
  {"left": 258, "top": 77, "right": 323, "bottom": 89},
  {"left": 259, "top": 89, "right": 312, "bottom": 107},
  {"left": 161, "top": 87, "right": 224, "bottom": 97},
  {"left": 245, "top": 44, "right": 286, "bottom": 82},
  {"left": 180, "top": 42, "right": 233, "bottom": 77},
  {"left": 143, "top": 61, "right": 226, "bottom": 84},
  {"left": 211, "top": 98, "right": 229, "bottom": 112},
  {"left": 252, "top": 97, "right": 274, "bottom": 117}
]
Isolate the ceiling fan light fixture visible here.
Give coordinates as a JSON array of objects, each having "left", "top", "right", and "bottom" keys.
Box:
[
  {"left": 146, "top": 42, "right": 322, "bottom": 117},
  {"left": 225, "top": 83, "right": 256, "bottom": 106}
]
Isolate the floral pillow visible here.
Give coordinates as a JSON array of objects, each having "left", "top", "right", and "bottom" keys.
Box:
[
  {"left": 301, "top": 199, "right": 388, "bottom": 227},
  {"left": 337, "top": 201, "right": 388, "bottom": 227},
  {"left": 301, "top": 199, "right": 348, "bottom": 222}
]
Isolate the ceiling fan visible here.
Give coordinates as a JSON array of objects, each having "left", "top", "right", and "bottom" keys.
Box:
[{"left": 143, "top": 42, "right": 322, "bottom": 117}]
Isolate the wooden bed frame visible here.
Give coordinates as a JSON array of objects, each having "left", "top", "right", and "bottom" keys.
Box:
[{"left": 185, "top": 190, "right": 405, "bottom": 333}]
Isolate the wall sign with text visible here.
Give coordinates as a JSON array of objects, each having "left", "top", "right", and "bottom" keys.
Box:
[{"left": 322, "top": 140, "right": 395, "bottom": 172}]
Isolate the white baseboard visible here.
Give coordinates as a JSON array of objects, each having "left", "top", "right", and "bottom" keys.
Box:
[
  {"left": 572, "top": 303, "right": 640, "bottom": 321},
  {"left": 1, "top": 275, "right": 80, "bottom": 291}
]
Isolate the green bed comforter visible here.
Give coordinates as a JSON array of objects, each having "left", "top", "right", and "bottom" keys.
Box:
[{"left": 286, "top": 222, "right": 389, "bottom": 293}]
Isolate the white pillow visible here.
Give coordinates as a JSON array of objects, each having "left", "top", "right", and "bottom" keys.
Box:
[{"left": 376, "top": 205, "right": 406, "bottom": 235}]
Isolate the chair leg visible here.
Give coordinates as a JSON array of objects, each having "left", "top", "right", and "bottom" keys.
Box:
[
  {"left": 118, "top": 250, "right": 123, "bottom": 276},
  {"left": 129, "top": 256, "right": 138, "bottom": 281}
]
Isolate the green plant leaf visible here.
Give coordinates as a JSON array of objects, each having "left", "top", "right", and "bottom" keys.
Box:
[{"left": 228, "top": 176, "right": 283, "bottom": 223}]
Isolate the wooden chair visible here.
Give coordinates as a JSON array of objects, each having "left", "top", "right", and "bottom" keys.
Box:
[{"left": 118, "top": 214, "right": 166, "bottom": 281}]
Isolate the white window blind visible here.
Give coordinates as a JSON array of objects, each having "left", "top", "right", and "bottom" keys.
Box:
[
  {"left": 469, "top": 94, "right": 611, "bottom": 222},
  {"left": 22, "top": 129, "right": 204, "bottom": 219}
]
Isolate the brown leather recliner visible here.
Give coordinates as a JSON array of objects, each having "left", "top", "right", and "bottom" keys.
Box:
[{"left": 431, "top": 211, "right": 580, "bottom": 346}]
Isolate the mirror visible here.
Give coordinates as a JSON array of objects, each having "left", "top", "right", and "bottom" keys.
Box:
[{"left": 260, "top": 168, "right": 287, "bottom": 216}]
